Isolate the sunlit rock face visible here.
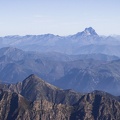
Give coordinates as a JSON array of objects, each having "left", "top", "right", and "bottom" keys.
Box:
[{"left": 0, "top": 75, "right": 120, "bottom": 120}]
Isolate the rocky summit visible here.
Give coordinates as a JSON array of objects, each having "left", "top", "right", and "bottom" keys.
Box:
[{"left": 0, "top": 74, "right": 120, "bottom": 120}]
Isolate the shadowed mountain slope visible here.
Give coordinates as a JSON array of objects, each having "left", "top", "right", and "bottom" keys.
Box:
[
  {"left": 0, "top": 75, "right": 120, "bottom": 119},
  {"left": 0, "top": 89, "right": 71, "bottom": 120},
  {"left": 0, "top": 47, "right": 120, "bottom": 95},
  {"left": 1, "top": 74, "right": 82, "bottom": 105}
]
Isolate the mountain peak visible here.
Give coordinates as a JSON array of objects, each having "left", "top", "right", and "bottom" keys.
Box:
[
  {"left": 75, "top": 27, "right": 98, "bottom": 37},
  {"left": 22, "top": 74, "right": 59, "bottom": 93},
  {"left": 84, "top": 27, "right": 98, "bottom": 35}
]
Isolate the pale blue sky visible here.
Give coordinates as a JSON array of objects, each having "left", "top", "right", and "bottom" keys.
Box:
[{"left": 0, "top": 0, "right": 120, "bottom": 36}]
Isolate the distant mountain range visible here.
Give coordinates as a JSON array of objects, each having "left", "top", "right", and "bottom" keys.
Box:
[
  {"left": 0, "top": 47, "right": 120, "bottom": 95},
  {"left": 1, "top": 27, "right": 120, "bottom": 56},
  {"left": 0, "top": 27, "right": 120, "bottom": 95},
  {"left": 1, "top": 27, "right": 120, "bottom": 119},
  {"left": 0, "top": 74, "right": 120, "bottom": 120}
]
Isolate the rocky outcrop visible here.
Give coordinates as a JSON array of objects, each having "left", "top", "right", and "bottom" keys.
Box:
[
  {"left": 20, "top": 74, "right": 82, "bottom": 105},
  {"left": 1, "top": 75, "right": 120, "bottom": 120},
  {"left": 1, "top": 89, "right": 120, "bottom": 120},
  {"left": 0, "top": 89, "right": 71, "bottom": 120},
  {"left": 70, "top": 91, "right": 120, "bottom": 120},
  {"left": 0, "top": 74, "right": 81, "bottom": 105}
]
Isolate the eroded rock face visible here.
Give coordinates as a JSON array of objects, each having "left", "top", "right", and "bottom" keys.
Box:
[
  {"left": 70, "top": 91, "right": 120, "bottom": 120},
  {"left": 1, "top": 89, "right": 120, "bottom": 120},
  {"left": 1, "top": 75, "right": 120, "bottom": 120},
  {"left": 0, "top": 74, "right": 82, "bottom": 105},
  {"left": 0, "top": 90, "right": 71, "bottom": 120}
]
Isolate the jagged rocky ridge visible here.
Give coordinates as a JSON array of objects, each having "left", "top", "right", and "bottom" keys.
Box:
[
  {"left": 0, "top": 90, "right": 71, "bottom": 120},
  {"left": 0, "top": 74, "right": 120, "bottom": 120},
  {"left": 1, "top": 74, "right": 82, "bottom": 105}
]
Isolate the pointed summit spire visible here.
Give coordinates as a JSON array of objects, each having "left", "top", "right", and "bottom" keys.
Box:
[
  {"left": 84, "top": 27, "right": 98, "bottom": 35},
  {"left": 74, "top": 27, "right": 98, "bottom": 37}
]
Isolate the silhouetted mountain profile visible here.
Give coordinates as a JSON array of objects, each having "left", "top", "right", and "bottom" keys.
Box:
[{"left": 0, "top": 27, "right": 120, "bottom": 56}]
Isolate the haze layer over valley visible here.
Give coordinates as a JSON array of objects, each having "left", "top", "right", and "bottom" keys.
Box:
[{"left": 0, "top": 28, "right": 120, "bottom": 95}]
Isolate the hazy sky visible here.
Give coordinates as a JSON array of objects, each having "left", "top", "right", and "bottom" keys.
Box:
[{"left": 0, "top": 0, "right": 120, "bottom": 36}]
